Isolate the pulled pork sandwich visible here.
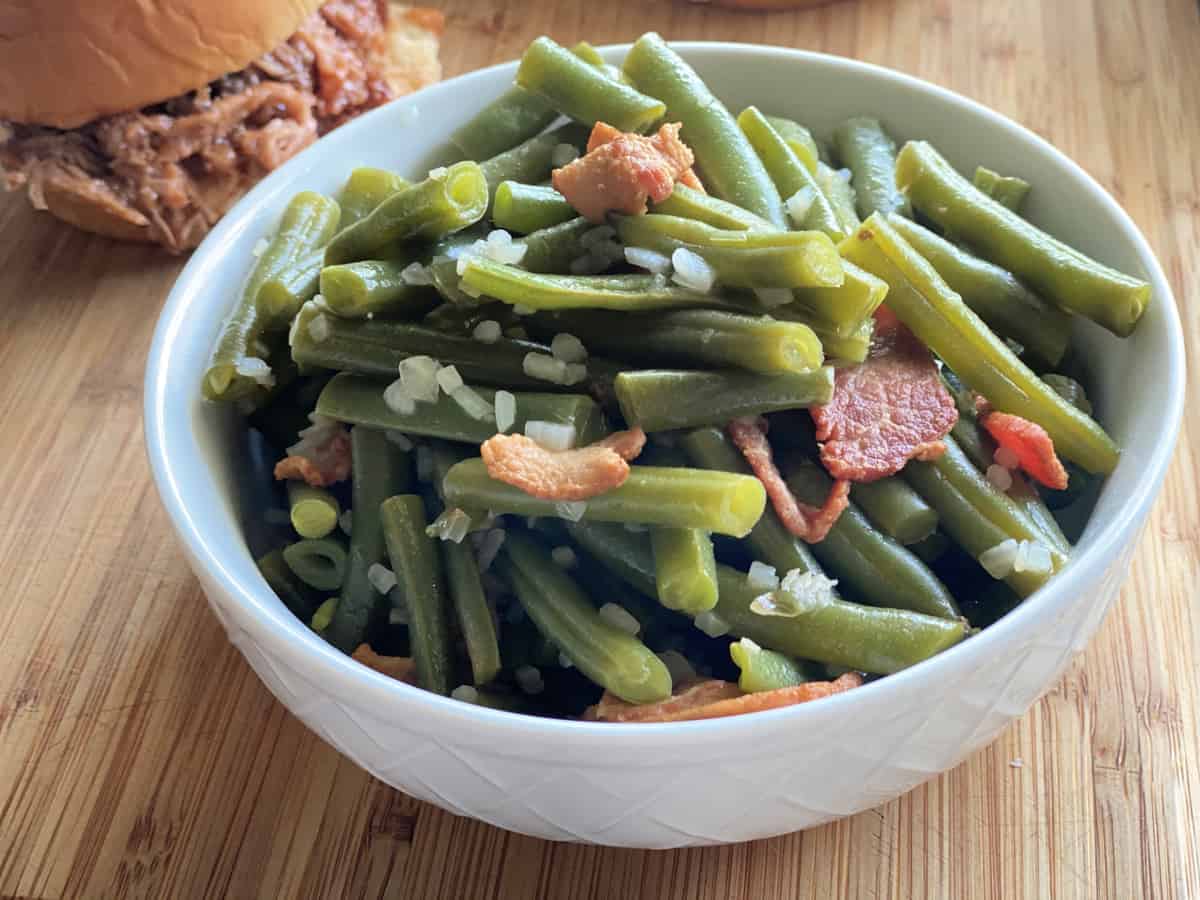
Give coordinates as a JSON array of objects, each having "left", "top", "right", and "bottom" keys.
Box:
[{"left": 0, "top": 0, "right": 443, "bottom": 251}]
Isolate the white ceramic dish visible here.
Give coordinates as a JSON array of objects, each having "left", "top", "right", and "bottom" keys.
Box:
[{"left": 144, "top": 43, "right": 1184, "bottom": 848}]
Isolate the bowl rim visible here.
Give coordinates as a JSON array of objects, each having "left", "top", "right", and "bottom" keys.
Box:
[{"left": 144, "top": 40, "right": 1186, "bottom": 744}]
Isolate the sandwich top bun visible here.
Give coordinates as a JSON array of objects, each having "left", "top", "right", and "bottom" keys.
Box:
[{"left": 0, "top": 0, "right": 326, "bottom": 128}]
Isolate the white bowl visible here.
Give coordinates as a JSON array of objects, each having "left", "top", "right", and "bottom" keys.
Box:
[{"left": 144, "top": 43, "right": 1185, "bottom": 848}]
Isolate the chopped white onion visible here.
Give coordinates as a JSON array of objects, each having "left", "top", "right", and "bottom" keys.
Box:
[
  {"left": 979, "top": 538, "right": 1019, "bottom": 579},
  {"left": 398, "top": 355, "right": 441, "bottom": 403},
  {"left": 780, "top": 568, "right": 838, "bottom": 611},
  {"left": 525, "top": 420, "right": 577, "bottom": 450},
  {"left": 551, "top": 142, "right": 580, "bottom": 167},
  {"left": 251, "top": 237, "right": 269, "bottom": 258},
  {"left": 494, "top": 390, "right": 517, "bottom": 432},
  {"left": 555, "top": 500, "right": 587, "bottom": 522},
  {"left": 235, "top": 357, "right": 275, "bottom": 387},
  {"left": 436, "top": 365, "right": 464, "bottom": 395},
  {"left": 451, "top": 685, "right": 479, "bottom": 703},
  {"left": 986, "top": 463, "right": 1014, "bottom": 492},
  {"left": 512, "top": 303, "right": 535, "bottom": 316},
  {"left": 837, "top": 167, "right": 853, "bottom": 182},
  {"left": 427, "top": 507, "right": 472, "bottom": 543},
  {"left": 450, "top": 385, "right": 496, "bottom": 422},
  {"left": 367, "top": 563, "right": 397, "bottom": 595},
  {"left": 670, "top": 247, "right": 716, "bottom": 293},
  {"left": 305, "top": 313, "right": 331, "bottom": 344},
  {"left": 747, "top": 561, "right": 780, "bottom": 591},
  {"left": 754, "top": 287, "right": 794, "bottom": 308},
  {"left": 994, "top": 445, "right": 1021, "bottom": 469},
  {"left": 785, "top": 185, "right": 817, "bottom": 227},
  {"left": 472, "top": 320, "right": 502, "bottom": 344},
  {"left": 1019, "top": 541, "right": 1053, "bottom": 575},
  {"left": 695, "top": 610, "right": 730, "bottom": 638},
  {"left": 383, "top": 379, "right": 417, "bottom": 415},
  {"left": 400, "top": 261, "right": 433, "bottom": 285},
  {"left": 624, "top": 246, "right": 673, "bottom": 274},
  {"left": 598, "top": 603, "right": 641, "bottom": 635},
  {"left": 550, "top": 332, "right": 588, "bottom": 363},
  {"left": 550, "top": 546, "right": 578, "bottom": 569},
  {"left": 428, "top": 166, "right": 448, "bottom": 179},
  {"left": 523, "top": 352, "right": 569, "bottom": 383},
  {"left": 485, "top": 229, "right": 528, "bottom": 265},
  {"left": 562, "top": 363, "right": 588, "bottom": 385}
]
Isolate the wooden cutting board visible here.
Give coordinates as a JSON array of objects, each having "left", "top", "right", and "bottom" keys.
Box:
[{"left": 1, "top": 0, "right": 1197, "bottom": 897}]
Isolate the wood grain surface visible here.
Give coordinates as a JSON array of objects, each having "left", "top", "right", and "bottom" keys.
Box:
[{"left": 1, "top": 0, "right": 1198, "bottom": 897}]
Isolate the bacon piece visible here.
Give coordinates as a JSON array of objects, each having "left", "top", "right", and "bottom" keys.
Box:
[
  {"left": 351, "top": 644, "right": 417, "bottom": 684},
  {"left": 552, "top": 121, "right": 699, "bottom": 223},
  {"left": 980, "top": 411, "right": 1069, "bottom": 490},
  {"left": 585, "top": 673, "right": 863, "bottom": 722},
  {"left": 480, "top": 428, "right": 646, "bottom": 501},
  {"left": 811, "top": 310, "right": 958, "bottom": 482},
  {"left": 274, "top": 423, "right": 352, "bottom": 487},
  {"left": 727, "top": 417, "right": 849, "bottom": 542}
]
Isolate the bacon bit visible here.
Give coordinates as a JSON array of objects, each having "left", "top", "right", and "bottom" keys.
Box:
[
  {"left": 351, "top": 644, "right": 417, "bottom": 684},
  {"left": 585, "top": 673, "right": 863, "bottom": 723},
  {"left": 676, "top": 167, "right": 706, "bottom": 193},
  {"left": 811, "top": 310, "right": 958, "bottom": 482},
  {"left": 553, "top": 121, "right": 700, "bottom": 223},
  {"left": 273, "top": 429, "right": 352, "bottom": 487},
  {"left": 480, "top": 427, "right": 646, "bottom": 501},
  {"left": 727, "top": 416, "right": 849, "bottom": 543},
  {"left": 980, "top": 411, "right": 1069, "bottom": 490}
]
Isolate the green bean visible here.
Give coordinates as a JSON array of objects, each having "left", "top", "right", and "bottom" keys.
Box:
[
  {"left": 498, "top": 531, "right": 671, "bottom": 703},
  {"left": 810, "top": 316, "right": 874, "bottom": 364},
  {"left": 729, "top": 638, "right": 813, "bottom": 692},
  {"left": 895, "top": 141, "right": 1150, "bottom": 336},
  {"left": 623, "top": 34, "right": 786, "bottom": 226},
  {"left": 886, "top": 214, "right": 1070, "bottom": 368},
  {"left": 849, "top": 477, "right": 939, "bottom": 545},
  {"left": 614, "top": 368, "right": 833, "bottom": 432},
  {"left": 679, "top": 427, "right": 827, "bottom": 579},
  {"left": 450, "top": 88, "right": 558, "bottom": 162},
  {"left": 528, "top": 309, "right": 823, "bottom": 375},
  {"left": 615, "top": 214, "right": 844, "bottom": 289},
  {"left": 841, "top": 214, "right": 1119, "bottom": 473},
  {"left": 712, "top": 565, "right": 967, "bottom": 674},
  {"left": 291, "top": 302, "right": 576, "bottom": 390},
  {"left": 311, "top": 597, "right": 338, "bottom": 635},
  {"left": 902, "top": 434, "right": 1067, "bottom": 597},
  {"left": 338, "top": 167, "right": 410, "bottom": 227},
  {"left": 479, "top": 122, "right": 590, "bottom": 206},
  {"left": 258, "top": 549, "right": 322, "bottom": 621},
  {"left": 787, "top": 259, "right": 888, "bottom": 336},
  {"left": 288, "top": 482, "right": 341, "bottom": 539},
  {"left": 283, "top": 537, "right": 348, "bottom": 591},
  {"left": 519, "top": 217, "right": 595, "bottom": 274},
  {"left": 972, "top": 166, "right": 1030, "bottom": 212},
  {"left": 459, "top": 259, "right": 722, "bottom": 312},
  {"left": 650, "top": 527, "right": 718, "bottom": 614},
  {"left": 381, "top": 495, "right": 453, "bottom": 695},
  {"left": 764, "top": 115, "right": 820, "bottom": 174},
  {"left": 908, "top": 530, "right": 950, "bottom": 564},
  {"left": 319, "top": 257, "right": 440, "bottom": 319},
  {"left": 651, "top": 183, "right": 775, "bottom": 231},
  {"left": 493, "top": 182, "right": 576, "bottom": 234},
  {"left": 204, "top": 191, "right": 341, "bottom": 402},
  {"left": 831, "top": 117, "right": 911, "bottom": 218},
  {"left": 325, "top": 162, "right": 489, "bottom": 265},
  {"left": 816, "top": 162, "right": 861, "bottom": 234},
  {"left": 326, "top": 428, "right": 410, "bottom": 652},
  {"left": 564, "top": 521, "right": 658, "bottom": 597},
  {"left": 736, "top": 106, "right": 842, "bottom": 236},
  {"left": 518, "top": 36, "right": 666, "bottom": 132},
  {"left": 317, "top": 373, "right": 608, "bottom": 445},
  {"left": 248, "top": 372, "right": 333, "bottom": 452},
  {"left": 569, "top": 40, "right": 606, "bottom": 68},
  {"left": 444, "top": 459, "right": 766, "bottom": 537},
  {"left": 784, "top": 459, "right": 959, "bottom": 618},
  {"left": 257, "top": 249, "right": 324, "bottom": 324},
  {"left": 1042, "top": 373, "right": 1093, "bottom": 416},
  {"left": 440, "top": 539, "right": 502, "bottom": 685}
]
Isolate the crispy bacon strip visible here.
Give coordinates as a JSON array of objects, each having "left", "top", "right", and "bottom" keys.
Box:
[
  {"left": 980, "top": 410, "right": 1069, "bottom": 490},
  {"left": 552, "top": 121, "right": 700, "bottom": 222},
  {"left": 351, "top": 644, "right": 417, "bottom": 684},
  {"left": 586, "top": 673, "right": 864, "bottom": 723},
  {"left": 727, "top": 416, "right": 849, "bottom": 543},
  {"left": 480, "top": 427, "right": 646, "bottom": 501}
]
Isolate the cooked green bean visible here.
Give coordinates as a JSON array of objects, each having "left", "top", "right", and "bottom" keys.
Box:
[
  {"left": 784, "top": 459, "right": 959, "bottom": 619},
  {"left": 622, "top": 34, "right": 786, "bottom": 225},
  {"left": 288, "top": 482, "right": 341, "bottom": 539},
  {"left": 816, "top": 162, "right": 861, "bottom": 234},
  {"left": 283, "top": 537, "right": 348, "bottom": 591},
  {"left": 730, "top": 638, "right": 813, "bottom": 692},
  {"left": 809, "top": 316, "right": 874, "bottom": 364},
  {"left": 616, "top": 214, "right": 844, "bottom": 289},
  {"left": 902, "top": 434, "right": 1067, "bottom": 597},
  {"left": 338, "top": 167, "right": 410, "bottom": 227},
  {"left": 493, "top": 182, "right": 576, "bottom": 234},
  {"left": 450, "top": 88, "right": 558, "bottom": 162},
  {"left": 479, "top": 122, "right": 590, "bottom": 206},
  {"left": 564, "top": 521, "right": 658, "bottom": 596},
  {"left": 831, "top": 117, "right": 911, "bottom": 218},
  {"left": 841, "top": 213, "right": 1119, "bottom": 473},
  {"left": 787, "top": 259, "right": 888, "bottom": 336},
  {"left": 326, "top": 428, "right": 410, "bottom": 652},
  {"left": 650, "top": 527, "right": 718, "bottom": 614},
  {"left": 311, "top": 597, "right": 338, "bottom": 635},
  {"left": 895, "top": 141, "right": 1150, "bottom": 336},
  {"left": 764, "top": 115, "right": 820, "bottom": 174},
  {"left": 1042, "top": 373, "right": 1093, "bottom": 416},
  {"left": 499, "top": 531, "right": 672, "bottom": 704},
  {"left": 440, "top": 539, "right": 502, "bottom": 685},
  {"left": 517, "top": 36, "right": 666, "bottom": 132},
  {"left": 528, "top": 309, "right": 823, "bottom": 375},
  {"left": 204, "top": 191, "right": 341, "bottom": 402},
  {"left": 325, "top": 162, "right": 489, "bottom": 265},
  {"left": 651, "top": 183, "right": 775, "bottom": 231},
  {"left": 248, "top": 372, "right": 333, "bottom": 452},
  {"left": 849, "top": 477, "right": 939, "bottom": 545},
  {"left": 381, "top": 495, "right": 453, "bottom": 695},
  {"left": 518, "top": 217, "right": 595, "bottom": 274},
  {"left": 886, "top": 214, "right": 1070, "bottom": 368},
  {"left": 459, "top": 259, "right": 721, "bottom": 312},
  {"left": 444, "top": 459, "right": 766, "bottom": 537},
  {"left": 712, "top": 566, "right": 967, "bottom": 674},
  {"left": 258, "top": 549, "right": 322, "bottom": 621},
  {"left": 615, "top": 368, "right": 833, "bottom": 432},
  {"left": 736, "top": 106, "right": 841, "bottom": 236},
  {"left": 257, "top": 249, "right": 324, "bottom": 325},
  {"left": 316, "top": 373, "right": 608, "bottom": 445},
  {"left": 908, "top": 530, "right": 950, "bottom": 564},
  {"left": 320, "top": 257, "right": 440, "bottom": 319},
  {"left": 972, "top": 165, "right": 1030, "bottom": 212}
]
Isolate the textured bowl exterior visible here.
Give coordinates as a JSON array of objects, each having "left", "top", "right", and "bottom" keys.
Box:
[{"left": 145, "top": 45, "right": 1185, "bottom": 848}]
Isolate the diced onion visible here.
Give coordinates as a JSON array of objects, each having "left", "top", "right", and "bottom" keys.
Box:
[
  {"left": 523, "top": 351, "right": 569, "bottom": 383},
  {"left": 555, "top": 500, "right": 587, "bottom": 522},
  {"left": 398, "top": 355, "right": 441, "bottom": 403},
  {"left": 235, "top": 357, "right": 275, "bottom": 387},
  {"left": 670, "top": 247, "right": 716, "bottom": 293},
  {"left": 427, "top": 507, "right": 472, "bottom": 543},
  {"left": 754, "top": 288, "right": 793, "bottom": 308},
  {"left": 994, "top": 445, "right": 1021, "bottom": 469},
  {"left": 428, "top": 166, "right": 448, "bottom": 179},
  {"left": 561, "top": 362, "right": 588, "bottom": 385},
  {"left": 550, "top": 546, "right": 578, "bottom": 568},
  {"left": 551, "top": 143, "right": 580, "bottom": 167},
  {"left": 979, "top": 538, "right": 1019, "bottom": 578},
  {"left": 986, "top": 463, "right": 1014, "bottom": 492},
  {"left": 383, "top": 379, "right": 416, "bottom": 415},
  {"left": 451, "top": 685, "right": 479, "bottom": 703},
  {"left": 624, "top": 246, "right": 672, "bottom": 274},
  {"left": 450, "top": 384, "right": 496, "bottom": 422},
  {"left": 400, "top": 262, "right": 433, "bottom": 285},
  {"left": 695, "top": 610, "right": 730, "bottom": 637},
  {"left": 494, "top": 390, "right": 517, "bottom": 432},
  {"left": 785, "top": 186, "right": 816, "bottom": 227},
  {"left": 512, "top": 303, "right": 535, "bottom": 316},
  {"left": 599, "top": 602, "right": 641, "bottom": 635},
  {"left": 525, "top": 420, "right": 577, "bottom": 450},
  {"left": 550, "top": 332, "right": 588, "bottom": 363},
  {"left": 473, "top": 320, "right": 502, "bottom": 344},
  {"left": 367, "top": 563, "right": 397, "bottom": 595},
  {"left": 436, "top": 364, "right": 464, "bottom": 395},
  {"left": 748, "top": 561, "right": 780, "bottom": 591}
]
